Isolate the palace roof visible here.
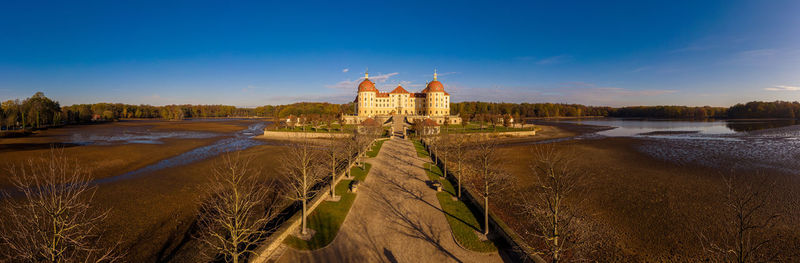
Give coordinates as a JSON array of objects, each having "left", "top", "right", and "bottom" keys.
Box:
[
  {"left": 357, "top": 78, "right": 378, "bottom": 92},
  {"left": 422, "top": 80, "right": 445, "bottom": 93},
  {"left": 390, "top": 85, "right": 410, "bottom": 94},
  {"left": 422, "top": 118, "right": 439, "bottom": 126}
]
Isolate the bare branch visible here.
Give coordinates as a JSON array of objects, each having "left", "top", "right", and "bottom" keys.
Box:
[{"left": 0, "top": 148, "right": 122, "bottom": 263}]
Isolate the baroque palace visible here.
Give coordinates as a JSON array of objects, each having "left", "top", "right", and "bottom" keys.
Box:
[{"left": 342, "top": 70, "right": 462, "bottom": 126}]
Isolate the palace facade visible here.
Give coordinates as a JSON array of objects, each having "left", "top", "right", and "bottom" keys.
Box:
[
  {"left": 355, "top": 70, "right": 450, "bottom": 116},
  {"left": 343, "top": 70, "right": 461, "bottom": 126}
]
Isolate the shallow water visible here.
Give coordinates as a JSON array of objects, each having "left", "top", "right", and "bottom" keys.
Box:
[
  {"left": 71, "top": 130, "right": 219, "bottom": 145},
  {"left": 93, "top": 122, "right": 275, "bottom": 184},
  {"left": 557, "top": 119, "right": 800, "bottom": 174},
  {"left": 562, "top": 119, "right": 797, "bottom": 138}
]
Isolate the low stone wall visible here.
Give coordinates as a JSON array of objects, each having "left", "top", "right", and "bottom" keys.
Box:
[{"left": 259, "top": 131, "right": 353, "bottom": 140}]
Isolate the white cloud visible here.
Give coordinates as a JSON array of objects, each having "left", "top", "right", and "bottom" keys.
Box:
[
  {"left": 765, "top": 85, "right": 800, "bottom": 91},
  {"left": 435, "top": 71, "right": 459, "bottom": 77},
  {"left": 724, "top": 48, "right": 800, "bottom": 65},
  {"left": 325, "top": 72, "right": 400, "bottom": 90},
  {"left": 368, "top": 72, "right": 399, "bottom": 82},
  {"left": 241, "top": 85, "right": 257, "bottom": 92},
  {"left": 515, "top": 55, "right": 573, "bottom": 65},
  {"left": 342, "top": 68, "right": 349, "bottom": 73},
  {"left": 535, "top": 55, "right": 573, "bottom": 65}
]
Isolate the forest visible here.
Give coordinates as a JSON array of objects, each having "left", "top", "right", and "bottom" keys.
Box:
[{"left": 2, "top": 92, "right": 799, "bottom": 131}]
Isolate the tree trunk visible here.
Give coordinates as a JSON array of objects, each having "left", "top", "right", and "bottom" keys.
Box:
[
  {"left": 301, "top": 199, "right": 307, "bottom": 235},
  {"left": 457, "top": 162, "right": 462, "bottom": 198},
  {"left": 484, "top": 194, "right": 489, "bottom": 235},
  {"left": 330, "top": 159, "right": 336, "bottom": 198},
  {"left": 347, "top": 160, "right": 352, "bottom": 178},
  {"left": 443, "top": 156, "right": 447, "bottom": 178}
]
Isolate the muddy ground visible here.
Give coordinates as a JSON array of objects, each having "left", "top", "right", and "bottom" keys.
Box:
[
  {"left": 0, "top": 120, "right": 290, "bottom": 262},
  {"left": 490, "top": 123, "right": 800, "bottom": 261}
]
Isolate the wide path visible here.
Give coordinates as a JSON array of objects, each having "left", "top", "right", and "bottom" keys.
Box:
[{"left": 277, "top": 137, "right": 503, "bottom": 263}]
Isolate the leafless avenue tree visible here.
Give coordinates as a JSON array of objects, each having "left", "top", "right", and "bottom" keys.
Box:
[
  {"left": 467, "top": 136, "right": 513, "bottom": 236},
  {"left": 0, "top": 148, "right": 122, "bottom": 263},
  {"left": 343, "top": 131, "right": 359, "bottom": 178},
  {"left": 451, "top": 134, "right": 469, "bottom": 199},
  {"left": 325, "top": 133, "right": 345, "bottom": 199},
  {"left": 428, "top": 134, "right": 440, "bottom": 165},
  {"left": 356, "top": 132, "right": 373, "bottom": 168},
  {"left": 520, "top": 144, "right": 588, "bottom": 263},
  {"left": 194, "top": 152, "right": 283, "bottom": 263},
  {"left": 281, "top": 137, "right": 323, "bottom": 236},
  {"left": 701, "top": 173, "right": 784, "bottom": 263},
  {"left": 438, "top": 133, "right": 451, "bottom": 179}
]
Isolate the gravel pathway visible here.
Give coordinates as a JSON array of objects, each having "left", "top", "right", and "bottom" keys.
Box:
[{"left": 277, "top": 137, "right": 504, "bottom": 263}]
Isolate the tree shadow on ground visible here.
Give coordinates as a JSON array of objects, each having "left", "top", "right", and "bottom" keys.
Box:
[{"left": 369, "top": 186, "right": 464, "bottom": 263}]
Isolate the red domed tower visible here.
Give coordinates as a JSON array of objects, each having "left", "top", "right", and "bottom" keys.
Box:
[{"left": 356, "top": 70, "right": 378, "bottom": 116}]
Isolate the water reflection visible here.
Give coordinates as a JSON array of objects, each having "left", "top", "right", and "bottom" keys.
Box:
[
  {"left": 725, "top": 119, "right": 798, "bottom": 132},
  {"left": 560, "top": 118, "right": 797, "bottom": 137}
]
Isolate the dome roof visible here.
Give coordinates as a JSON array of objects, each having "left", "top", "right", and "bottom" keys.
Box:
[
  {"left": 424, "top": 81, "right": 445, "bottom": 92},
  {"left": 358, "top": 79, "right": 378, "bottom": 92}
]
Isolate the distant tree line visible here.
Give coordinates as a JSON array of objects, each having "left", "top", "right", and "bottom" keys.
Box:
[
  {"left": 450, "top": 102, "right": 613, "bottom": 118},
  {"left": 609, "top": 105, "right": 728, "bottom": 119},
  {"left": 1, "top": 92, "right": 62, "bottom": 130},
  {"left": 4, "top": 92, "right": 800, "bottom": 131},
  {"left": 727, "top": 101, "right": 800, "bottom": 119},
  {"left": 255, "top": 102, "right": 354, "bottom": 119},
  {"left": 450, "top": 101, "right": 800, "bottom": 120},
  {"left": 1, "top": 92, "right": 358, "bottom": 130}
]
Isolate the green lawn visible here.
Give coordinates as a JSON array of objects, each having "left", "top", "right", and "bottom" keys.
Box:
[
  {"left": 284, "top": 163, "right": 372, "bottom": 250},
  {"left": 413, "top": 140, "right": 429, "bottom": 158},
  {"left": 440, "top": 122, "right": 533, "bottom": 134},
  {"left": 425, "top": 163, "right": 498, "bottom": 252},
  {"left": 271, "top": 124, "right": 356, "bottom": 133},
  {"left": 366, "top": 139, "right": 386, "bottom": 158}
]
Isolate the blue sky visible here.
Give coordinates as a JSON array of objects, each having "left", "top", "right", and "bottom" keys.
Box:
[{"left": 1, "top": 0, "right": 798, "bottom": 107}]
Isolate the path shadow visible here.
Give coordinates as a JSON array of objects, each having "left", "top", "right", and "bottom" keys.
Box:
[{"left": 370, "top": 187, "right": 463, "bottom": 263}]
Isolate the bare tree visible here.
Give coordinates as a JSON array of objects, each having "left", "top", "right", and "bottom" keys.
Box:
[
  {"left": 460, "top": 114, "right": 469, "bottom": 131},
  {"left": 356, "top": 130, "right": 374, "bottom": 167},
  {"left": 343, "top": 131, "right": 359, "bottom": 178},
  {"left": 520, "top": 144, "right": 587, "bottom": 263},
  {"left": 0, "top": 148, "right": 121, "bottom": 262},
  {"left": 281, "top": 137, "right": 323, "bottom": 235},
  {"left": 451, "top": 135, "right": 468, "bottom": 199},
  {"left": 701, "top": 173, "right": 783, "bottom": 263},
  {"left": 428, "top": 134, "right": 440, "bottom": 165},
  {"left": 325, "top": 133, "right": 345, "bottom": 199},
  {"left": 194, "top": 152, "right": 283, "bottom": 263},
  {"left": 466, "top": 136, "right": 513, "bottom": 235},
  {"left": 439, "top": 134, "right": 450, "bottom": 177}
]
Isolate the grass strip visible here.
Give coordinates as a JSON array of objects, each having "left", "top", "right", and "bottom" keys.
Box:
[
  {"left": 366, "top": 139, "right": 386, "bottom": 158},
  {"left": 413, "top": 140, "right": 429, "bottom": 158},
  {"left": 283, "top": 163, "right": 372, "bottom": 250},
  {"left": 425, "top": 163, "right": 498, "bottom": 252}
]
